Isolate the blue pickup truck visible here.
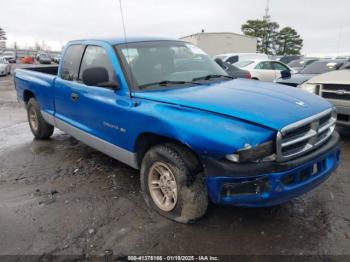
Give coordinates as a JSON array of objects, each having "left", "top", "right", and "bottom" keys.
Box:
[{"left": 14, "top": 37, "right": 340, "bottom": 223}]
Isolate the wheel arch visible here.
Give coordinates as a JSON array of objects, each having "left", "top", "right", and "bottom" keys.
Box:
[
  {"left": 134, "top": 132, "right": 202, "bottom": 170},
  {"left": 23, "top": 89, "right": 35, "bottom": 104}
]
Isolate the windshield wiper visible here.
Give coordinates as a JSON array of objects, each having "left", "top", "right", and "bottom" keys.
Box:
[
  {"left": 139, "top": 80, "right": 201, "bottom": 89},
  {"left": 192, "top": 74, "right": 234, "bottom": 82}
]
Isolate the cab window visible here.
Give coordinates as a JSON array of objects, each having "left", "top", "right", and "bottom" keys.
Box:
[
  {"left": 79, "top": 45, "right": 116, "bottom": 86},
  {"left": 60, "top": 45, "right": 84, "bottom": 81}
]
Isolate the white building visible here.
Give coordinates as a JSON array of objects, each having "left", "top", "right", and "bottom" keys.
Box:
[{"left": 180, "top": 32, "right": 257, "bottom": 56}]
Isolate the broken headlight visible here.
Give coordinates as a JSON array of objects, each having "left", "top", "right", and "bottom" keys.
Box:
[{"left": 225, "top": 140, "right": 275, "bottom": 163}]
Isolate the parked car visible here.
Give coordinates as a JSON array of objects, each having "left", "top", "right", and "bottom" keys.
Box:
[
  {"left": 52, "top": 55, "right": 61, "bottom": 64},
  {"left": 0, "top": 57, "right": 11, "bottom": 76},
  {"left": 279, "top": 55, "right": 303, "bottom": 65},
  {"left": 213, "top": 53, "right": 268, "bottom": 64},
  {"left": 276, "top": 59, "right": 347, "bottom": 87},
  {"left": 2, "top": 51, "right": 16, "bottom": 63},
  {"left": 300, "top": 68, "right": 350, "bottom": 126},
  {"left": 214, "top": 58, "right": 251, "bottom": 79},
  {"left": 14, "top": 37, "right": 340, "bottom": 223},
  {"left": 288, "top": 58, "right": 319, "bottom": 72},
  {"left": 37, "top": 53, "right": 52, "bottom": 64},
  {"left": 21, "top": 56, "right": 34, "bottom": 64},
  {"left": 235, "top": 59, "right": 294, "bottom": 82}
]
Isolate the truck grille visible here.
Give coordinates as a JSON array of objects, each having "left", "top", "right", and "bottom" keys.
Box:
[
  {"left": 276, "top": 108, "right": 336, "bottom": 161},
  {"left": 321, "top": 84, "right": 350, "bottom": 101}
]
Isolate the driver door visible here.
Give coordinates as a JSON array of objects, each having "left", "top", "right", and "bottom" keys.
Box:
[{"left": 55, "top": 44, "right": 128, "bottom": 147}]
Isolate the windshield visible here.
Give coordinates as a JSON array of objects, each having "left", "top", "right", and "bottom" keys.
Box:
[
  {"left": 3, "top": 52, "right": 14, "bottom": 56},
  {"left": 116, "top": 41, "right": 227, "bottom": 90},
  {"left": 300, "top": 60, "right": 342, "bottom": 74},
  {"left": 234, "top": 60, "right": 254, "bottom": 68}
]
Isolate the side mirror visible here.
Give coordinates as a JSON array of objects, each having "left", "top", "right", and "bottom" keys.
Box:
[
  {"left": 281, "top": 70, "right": 291, "bottom": 79},
  {"left": 214, "top": 58, "right": 224, "bottom": 67},
  {"left": 82, "top": 67, "right": 119, "bottom": 89},
  {"left": 214, "top": 58, "right": 228, "bottom": 70}
]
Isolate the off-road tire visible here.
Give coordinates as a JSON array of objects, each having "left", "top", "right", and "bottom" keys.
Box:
[
  {"left": 141, "top": 143, "right": 208, "bottom": 223},
  {"left": 27, "top": 98, "right": 54, "bottom": 139}
]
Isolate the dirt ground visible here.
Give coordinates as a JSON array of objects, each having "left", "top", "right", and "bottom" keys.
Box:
[{"left": 0, "top": 65, "right": 349, "bottom": 259}]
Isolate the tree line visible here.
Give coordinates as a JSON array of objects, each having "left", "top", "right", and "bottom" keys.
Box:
[
  {"left": 0, "top": 26, "right": 6, "bottom": 43},
  {"left": 241, "top": 19, "right": 303, "bottom": 55}
]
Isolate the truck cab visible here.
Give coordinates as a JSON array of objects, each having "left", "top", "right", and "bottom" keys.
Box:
[{"left": 14, "top": 38, "right": 340, "bottom": 223}]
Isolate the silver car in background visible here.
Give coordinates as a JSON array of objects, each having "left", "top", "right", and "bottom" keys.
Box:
[{"left": 0, "top": 57, "right": 11, "bottom": 76}]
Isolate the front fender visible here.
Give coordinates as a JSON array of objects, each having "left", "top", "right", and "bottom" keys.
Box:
[{"left": 127, "top": 100, "right": 276, "bottom": 158}]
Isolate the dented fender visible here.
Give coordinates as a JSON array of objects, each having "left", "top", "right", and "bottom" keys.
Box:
[{"left": 125, "top": 98, "right": 276, "bottom": 158}]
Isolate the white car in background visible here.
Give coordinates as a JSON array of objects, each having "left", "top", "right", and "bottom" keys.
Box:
[
  {"left": 213, "top": 53, "right": 268, "bottom": 64},
  {"left": 0, "top": 57, "right": 11, "bottom": 76},
  {"left": 235, "top": 59, "right": 294, "bottom": 82},
  {"left": 2, "top": 51, "right": 16, "bottom": 63}
]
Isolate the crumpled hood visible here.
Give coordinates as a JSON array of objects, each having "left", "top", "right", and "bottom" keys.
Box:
[{"left": 133, "top": 79, "right": 333, "bottom": 130}]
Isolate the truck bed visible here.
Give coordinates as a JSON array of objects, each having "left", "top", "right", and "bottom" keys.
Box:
[
  {"left": 14, "top": 66, "right": 58, "bottom": 117},
  {"left": 22, "top": 65, "right": 58, "bottom": 75}
]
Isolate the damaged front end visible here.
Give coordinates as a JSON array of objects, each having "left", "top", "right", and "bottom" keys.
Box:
[{"left": 202, "top": 131, "right": 340, "bottom": 207}]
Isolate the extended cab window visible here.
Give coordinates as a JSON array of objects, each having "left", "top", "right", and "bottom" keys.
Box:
[
  {"left": 79, "top": 45, "right": 116, "bottom": 86},
  {"left": 60, "top": 45, "right": 84, "bottom": 81}
]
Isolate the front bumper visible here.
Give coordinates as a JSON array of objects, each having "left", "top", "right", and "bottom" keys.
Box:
[
  {"left": 333, "top": 105, "right": 350, "bottom": 126},
  {"left": 203, "top": 132, "right": 340, "bottom": 207}
]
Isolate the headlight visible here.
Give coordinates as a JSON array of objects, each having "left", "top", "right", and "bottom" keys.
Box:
[
  {"left": 226, "top": 140, "right": 275, "bottom": 163},
  {"left": 300, "top": 82, "right": 317, "bottom": 93}
]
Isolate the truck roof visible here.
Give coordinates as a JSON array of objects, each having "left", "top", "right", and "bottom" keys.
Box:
[{"left": 68, "top": 36, "right": 178, "bottom": 45}]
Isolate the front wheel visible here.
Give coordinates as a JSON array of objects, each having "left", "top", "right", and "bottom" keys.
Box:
[
  {"left": 140, "top": 143, "right": 208, "bottom": 223},
  {"left": 27, "top": 98, "right": 54, "bottom": 139}
]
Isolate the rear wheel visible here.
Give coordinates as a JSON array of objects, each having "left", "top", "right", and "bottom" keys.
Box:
[
  {"left": 140, "top": 143, "right": 208, "bottom": 223},
  {"left": 27, "top": 98, "right": 54, "bottom": 139}
]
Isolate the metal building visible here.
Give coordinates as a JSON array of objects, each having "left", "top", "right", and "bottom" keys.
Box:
[{"left": 180, "top": 32, "right": 257, "bottom": 56}]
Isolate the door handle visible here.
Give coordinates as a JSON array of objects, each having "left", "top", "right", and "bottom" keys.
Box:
[{"left": 71, "top": 93, "right": 79, "bottom": 102}]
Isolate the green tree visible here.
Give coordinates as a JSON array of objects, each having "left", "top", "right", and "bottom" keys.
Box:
[
  {"left": 0, "top": 27, "right": 6, "bottom": 49},
  {"left": 241, "top": 19, "right": 279, "bottom": 55},
  {"left": 276, "top": 27, "right": 303, "bottom": 55},
  {"left": 0, "top": 27, "right": 6, "bottom": 40},
  {"left": 241, "top": 20, "right": 303, "bottom": 55}
]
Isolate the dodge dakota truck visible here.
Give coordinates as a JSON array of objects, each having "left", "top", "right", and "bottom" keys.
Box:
[{"left": 14, "top": 37, "right": 340, "bottom": 223}]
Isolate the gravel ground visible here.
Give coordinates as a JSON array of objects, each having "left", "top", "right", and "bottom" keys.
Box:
[{"left": 0, "top": 66, "right": 349, "bottom": 259}]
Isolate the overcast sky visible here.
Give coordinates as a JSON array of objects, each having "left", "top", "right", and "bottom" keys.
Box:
[{"left": 1, "top": 0, "right": 349, "bottom": 55}]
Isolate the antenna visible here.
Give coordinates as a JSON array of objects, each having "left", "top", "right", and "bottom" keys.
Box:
[
  {"left": 118, "top": 0, "right": 128, "bottom": 44},
  {"left": 117, "top": 0, "right": 136, "bottom": 96},
  {"left": 263, "top": 0, "right": 271, "bottom": 21}
]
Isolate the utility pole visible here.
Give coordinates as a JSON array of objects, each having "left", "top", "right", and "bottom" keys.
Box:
[
  {"left": 262, "top": 0, "right": 271, "bottom": 54},
  {"left": 263, "top": 0, "right": 271, "bottom": 22}
]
